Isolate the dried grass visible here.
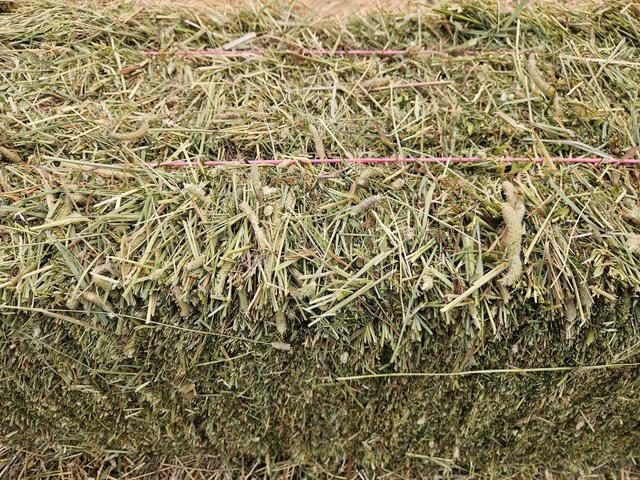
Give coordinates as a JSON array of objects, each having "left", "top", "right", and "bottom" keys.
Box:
[{"left": 1, "top": 0, "right": 640, "bottom": 477}]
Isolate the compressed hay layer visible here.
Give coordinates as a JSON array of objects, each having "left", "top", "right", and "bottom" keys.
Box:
[
  {"left": 1, "top": 0, "right": 640, "bottom": 164},
  {"left": 2, "top": 162, "right": 640, "bottom": 477},
  {"left": 1, "top": 0, "right": 640, "bottom": 477}
]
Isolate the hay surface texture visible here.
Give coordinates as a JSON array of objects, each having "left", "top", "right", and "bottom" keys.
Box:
[{"left": 1, "top": 0, "right": 640, "bottom": 478}]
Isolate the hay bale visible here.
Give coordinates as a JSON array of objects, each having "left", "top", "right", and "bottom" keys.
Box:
[{"left": 1, "top": 0, "right": 639, "bottom": 477}]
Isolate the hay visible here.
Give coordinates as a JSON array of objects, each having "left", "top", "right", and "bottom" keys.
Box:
[
  {"left": 0, "top": 146, "right": 20, "bottom": 163},
  {"left": 109, "top": 117, "right": 150, "bottom": 142},
  {"left": 498, "top": 181, "right": 525, "bottom": 287},
  {"left": 1, "top": 0, "right": 640, "bottom": 478}
]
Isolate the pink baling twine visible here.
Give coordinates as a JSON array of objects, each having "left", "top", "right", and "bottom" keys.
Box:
[
  {"left": 148, "top": 157, "right": 640, "bottom": 168},
  {"left": 143, "top": 48, "right": 410, "bottom": 58}
]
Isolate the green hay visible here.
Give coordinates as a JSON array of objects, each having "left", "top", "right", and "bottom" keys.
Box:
[{"left": 1, "top": 0, "right": 640, "bottom": 478}]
